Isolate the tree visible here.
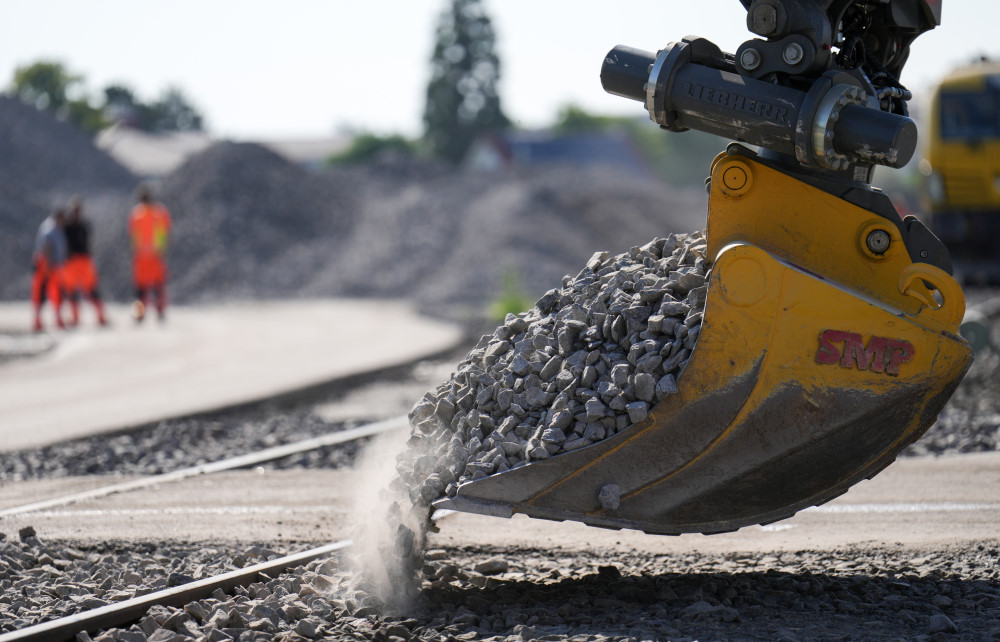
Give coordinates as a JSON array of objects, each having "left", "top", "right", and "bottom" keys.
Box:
[
  {"left": 10, "top": 61, "right": 106, "bottom": 133},
  {"left": 147, "top": 87, "right": 204, "bottom": 132},
  {"left": 327, "top": 132, "right": 416, "bottom": 166},
  {"left": 553, "top": 104, "right": 621, "bottom": 134},
  {"left": 102, "top": 84, "right": 151, "bottom": 129},
  {"left": 423, "top": 0, "right": 507, "bottom": 164},
  {"left": 11, "top": 61, "right": 79, "bottom": 111},
  {"left": 103, "top": 84, "right": 204, "bottom": 132},
  {"left": 9, "top": 61, "right": 205, "bottom": 135}
]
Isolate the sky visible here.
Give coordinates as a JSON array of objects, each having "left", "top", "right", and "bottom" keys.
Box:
[{"left": 3, "top": 1, "right": 998, "bottom": 141}]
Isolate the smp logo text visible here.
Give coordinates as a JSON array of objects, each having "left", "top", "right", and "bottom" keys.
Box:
[{"left": 815, "top": 330, "right": 915, "bottom": 376}]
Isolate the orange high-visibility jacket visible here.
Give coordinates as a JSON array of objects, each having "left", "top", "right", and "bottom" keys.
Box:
[{"left": 129, "top": 203, "right": 172, "bottom": 255}]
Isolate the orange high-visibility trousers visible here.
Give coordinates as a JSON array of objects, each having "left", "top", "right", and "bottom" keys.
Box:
[
  {"left": 31, "top": 257, "right": 63, "bottom": 307},
  {"left": 133, "top": 252, "right": 167, "bottom": 289},
  {"left": 63, "top": 255, "right": 99, "bottom": 293}
]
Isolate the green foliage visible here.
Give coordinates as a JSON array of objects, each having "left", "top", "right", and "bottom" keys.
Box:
[
  {"left": 488, "top": 270, "right": 533, "bottom": 321},
  {"left": 327, "top": 132, "right": 417, "bottom": 166},
  {"left": 629, "top": 126, "right": 723, "bottom": 188},
  {"left": 12, "top": 61, "right": 79, "bottom": 111},
  {"left": 104, "top": 84, "right": 204, "bottom": 132},
  {"left": 64, "top": 98, "right": 107, "bottom": 134},
  {"left": 548, "top": 103, "right": 723, "bottom": 188},
  {"left": 553, "top": 104, "right": 620, "bottom": 134},
  {"left": 147, "top": 87, "right": 204, "bottom": 132},
  {"left": 423, "top": 0, "right": 508, "bottom": 164},
  {"left": 103, "top": 84, "right": 151, "bottom": 128},
  {"left": 8, "top": 60, "right": 204, "bottom": 135},
  {"left": 11, "top": 61, "right": 106, "bottom": 133}
]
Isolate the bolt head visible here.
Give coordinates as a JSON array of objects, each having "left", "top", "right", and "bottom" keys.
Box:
[
  {"left": 783, "top": 42, "right": 804, "bottom": 65},
  {"left": 741, "top": 48, "right": 762, "bottom": 71},
  {"left": 749, "top": 4, "right": 778, "bottom": 36},
  {"left": 866, "top": 229, "right": 891, "bottom": 254}
]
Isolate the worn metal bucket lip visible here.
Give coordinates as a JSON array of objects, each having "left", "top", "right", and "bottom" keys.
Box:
[{"left": 433, "top": 244, "right": 973, "bottom": 535}]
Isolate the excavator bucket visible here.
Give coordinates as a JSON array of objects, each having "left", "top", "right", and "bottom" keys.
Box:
[{"left": 433, "top": 148, "right": 974, "bottom": 535}]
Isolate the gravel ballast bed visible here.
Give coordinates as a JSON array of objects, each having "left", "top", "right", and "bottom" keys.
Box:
[
  {"left": 2, "top": 531, "right": 998, "bottom": 641},
  {"left": 0, "top": 408, "right": 363, "bottom": 482}
]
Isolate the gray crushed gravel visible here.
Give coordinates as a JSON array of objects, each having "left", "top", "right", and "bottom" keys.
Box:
[
  {"left": 400, "top": 233, "right": 709, "bottom": 510},
  {"left": 2, "top": 529, "right": 998, "bottom": 641},
  {"left": 0, "top": 407, "right": 362, "bottom": 482},
  {"left": 910, "top": 346, "right": 1000, "bottom": 456}
]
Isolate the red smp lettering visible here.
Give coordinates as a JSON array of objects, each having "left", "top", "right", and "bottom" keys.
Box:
[{"left": 815, "top": 330, "right": 915, "bottom": 376}]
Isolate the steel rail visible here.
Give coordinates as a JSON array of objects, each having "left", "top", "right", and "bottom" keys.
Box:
[
  {"left": 0, "top": 510, "right": 457, "bottom": 642},
  {"left": 0, "top": 415, "right": 408, "bottom": 518},
  {"left": 0, "top": 540, "right": 353, "bottom": 642}
]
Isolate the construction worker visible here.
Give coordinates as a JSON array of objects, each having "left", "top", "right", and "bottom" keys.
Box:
[
  {"left": 31, "top": 209, "right": 68, "bottom": 332},
  {"left": 63, "top": 196, "right": 108, "bottom": 327},
  {"left": 128, "top": 185, "right": 172, "bottom": 322}
]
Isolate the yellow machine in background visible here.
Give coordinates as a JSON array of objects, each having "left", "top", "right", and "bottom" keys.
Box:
[{"left": 922, "top": 59, "right": 1000, "bottom": 284}]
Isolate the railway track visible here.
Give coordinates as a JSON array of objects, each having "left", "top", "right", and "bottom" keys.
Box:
[
  {"left": 0, "top": 541, "right": 354, "bottom": 642},
  {"left": 0, "top": 339, "right": 468, "bottom": 639},
  {"left": 0, "top": 415, "right": 407, "bottom": 518},
  {"left": 1, "top": 297, "right": 998, "bottom": 640},
  {"left": 0, "top": 413, "right": 412, "bottom": 641}
]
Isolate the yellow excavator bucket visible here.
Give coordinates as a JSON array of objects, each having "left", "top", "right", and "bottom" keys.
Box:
[
  {"left": 423, "top": 1, "right": 972, "bottom": 535},
  {"left": 433, "top": 148, "right": 973, "bottom": 535}
]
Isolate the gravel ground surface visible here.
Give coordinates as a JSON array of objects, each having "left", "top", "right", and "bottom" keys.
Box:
[
  {"left": 909, "top": 348, "right": 1000, "bottom": 456},
  {"left": 1, "top": 342, "right": 998, "bottom": 641},
  {"left": 2, "top": 529, "right": 999, "bottom": 641},
  {"left": 0, "top": 407, "right": 363, "bottom": 481}
]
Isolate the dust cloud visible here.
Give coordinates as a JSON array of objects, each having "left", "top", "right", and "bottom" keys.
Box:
[{"left": 339, "top": 423, "right": 434, "bottom": 613}]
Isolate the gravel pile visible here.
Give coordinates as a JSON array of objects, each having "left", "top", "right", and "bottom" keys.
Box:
[
  {"left": 0, "top": 96, "right": 135, "bottom": 302},
  {"left": 400, "top": 233, "right": 708, "bottom": 509},
  {"left": 1, "top": 95, "right": 706, "bottom": 319},
  {"left": 157, "top": 142, "right": 359, "bottom": 302},
  {"left": 303, "top": 164, "right": 705, "bottom": 321},
  {"left": 3, "top": 531, "right": 998, "bottom": 641}
]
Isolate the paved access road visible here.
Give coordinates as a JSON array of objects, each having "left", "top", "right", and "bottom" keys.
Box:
[{"left": 0, "top": 301, "right": 462, "bottom": 451}]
